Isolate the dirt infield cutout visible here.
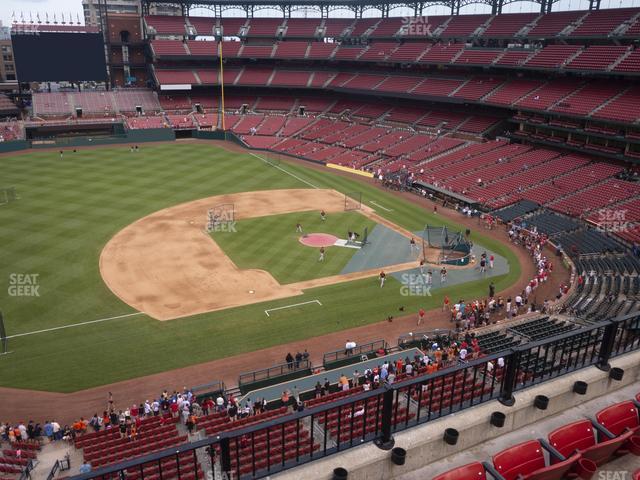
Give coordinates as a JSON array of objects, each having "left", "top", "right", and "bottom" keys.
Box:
[{"left": 99, "top": 189, "right": 445, "bottom": 321}]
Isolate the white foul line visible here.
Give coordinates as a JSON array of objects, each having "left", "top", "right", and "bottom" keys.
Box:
[
  {"left": 370, "top": 200, "right": 393, "bottom": 212},
  {"left": 265, "top": 300, "right": 322, "bottom": 317},
  {"left": 5, "top": 312, "right": 144, "bottom": 339},
  {"left": 248, "top": 152, "right": 320, "bottom": 190}
]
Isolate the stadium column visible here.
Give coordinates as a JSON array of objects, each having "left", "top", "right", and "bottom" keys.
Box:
[
  {"left": 374, "top": 386, "right": 396, "bottom": 450},
  {"left": 596, "top": 321, "right": 619, "bottom": 372},
  {"left": 498, "top": 349, "right": 520, "bottom": 407}
]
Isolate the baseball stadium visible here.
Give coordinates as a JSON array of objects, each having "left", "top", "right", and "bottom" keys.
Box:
[{"left": 0, "top": 0, "right": 639, "bottom": 478}]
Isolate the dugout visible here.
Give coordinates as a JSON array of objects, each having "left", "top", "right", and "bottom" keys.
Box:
[
  {"left": 238, "top": 360, "right": 312, "bottom": 395},
  {"left": 322, "top": 339, "right": 388, "bottom": 371}
]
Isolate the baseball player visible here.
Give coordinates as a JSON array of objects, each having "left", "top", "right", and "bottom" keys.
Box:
[
  {"left": 440, "top": 266, "right": 447, "bottom": 283},
  {"left": 319, "top": 247, "right": 325, "bottom": 262},
  {"left": 417, "top": 308, "right": 425, "bottom": 326},
  {"left": 409, "top": 237, "right": 418, "bottom": 254},
  {"left": 379, "top": 271, "right": 386, "bottom": 288},
  {"left": 296, "top": 223, "right": 303, "bottom": 233},
  {"left": 419, "top": 259, "right": 425, "bottom": 275},
  {"left": 320, "top": 210, "right": 326, "bottom": 221}
]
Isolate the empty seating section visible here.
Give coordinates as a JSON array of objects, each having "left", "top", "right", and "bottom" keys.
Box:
[
  {"left": 495, "top": 49, "right": 535, "bottom": 66},
  {"left": 374, "top": 76, "right": 422, "bottom": 93},
  {"left": 420, "top": 43, "right": 464, "bottom": 63},
  {"left": 439, "top": 14, "right": 490, "bottom": 38},
  {"left": 509, "top": 317, "right": 577, "bottom": 340},
  {"left": 524, "top": 44, "right": 582, "bottom": 68},
  {"left": 358, "top": 42, "right": 397, "bottom": 61},
  {"left": 237, "top": 67, "right": 273, "bottom": 85},
  {"left": 549, "top": 178, "right": 640, "bottom": 216},
  {"left": 369, "top": 17, "right": 404, "bottom": 37},
  {"left": 516, "top": 79, "right": 582, "bottom": 110},
  {"left": 392, "top": 42, "right": 429, "bottom": 62},
  {"left": 188, "top": 16, "right": 215, "bottom": 36},
  {"left": 186, "top": 40, "right": 217, "bottom": 56},
  {"left": 126, "top": 116, "right": 168, "bottom": 130},
  {"left": 551, "top": 81, "right": 620, "bottom": 116},
  {"left": 412, "top": 77, "right": 464, "bottom": 97},
  {"left": 152, "top": 40, "right": 187, "bottom": 56},
  {"left": 570, "top": 8, "right": 639, "bottom": 37},
  {"left": 33, "top": 92, "right": 73, "bottom": 116},
  {"left": 145, "top": 15, "right": 185, "bottom": 35},
  {"left": 33, "top": 91, "right": 161, "bottom": 116},
  {"left": 482, "top": 12, "right": 538, "bottom": 37},
  {"left": 247, "top": 18, "right": 283, "bottom": 36},
  {"left": 155, "top": 70, "right": 197, "bottom": 85},
  {"left": 566, "top": 45, "right": 628, "bottom": 70},
  {"left": 273, "top": 41, "right": 308, "bottom": 59},
  {"left": 284, "top": 18, "right": 321, "bottom": 37},
  {"left": 341, "top": 74, "right": 387, "bottom": 90},
  {"left": 217, "top": 19, "right": 245, "bottom": 37},
  {"left": 453, "top": 49, "right": 501, "bottom": 65},
  {"left": 324, "top": 19, "right": 354, "bottom": 37},
  {"left": 614, "top": 49, "right": 640, "bottom": 73},
  {"left": 592, "top": 86, "right": 640, "bottom": 123},
  {"left": 350, "top": 18, "right": 379, "bottom": 36},
  {"left": 255, "top": 96, "right": 295, "bottom": 111},
  {"left": 240, "top": 44, "right": 274, "bottom": 58},
  {"left": 270, "top": 70, "right": 311, "bottom": 87},
  {"left": 453, "top": 77, "right": 504, "bottom": 100},
  {"left": 334, "top": 45, "right": 365, "bottom": 61},
  {"left": 526, "top": 10, "right": 582, "bottom": 37},
  {"left": 306, "top": 42, "right": 338, "bottom": 59},
  {"left": 492, "top": 439, "right": 580, "bottom": 480},
  {"left": 485, "top": 79, "right": 543, "bottom": 105}
]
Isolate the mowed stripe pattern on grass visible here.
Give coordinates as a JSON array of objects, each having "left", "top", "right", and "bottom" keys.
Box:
[
  {"left": 0, "top": 143, "right": 520, "bottom": 392},
  {"left": 213, "top": 211, "right": 376, "bottom": 284}
]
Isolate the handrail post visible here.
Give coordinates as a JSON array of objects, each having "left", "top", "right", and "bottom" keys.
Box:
[
  {"left": 499, "top": 350, "right": 519, "bottom": 407},
  {"left": 374, "top": 386, "right": 395, "bottom": 450},
  {"left": 596, "top": 321, "right": 618, "bottom": 372},
  {"left": 220, "top": 437, "right": 231, "bottom": 479}
]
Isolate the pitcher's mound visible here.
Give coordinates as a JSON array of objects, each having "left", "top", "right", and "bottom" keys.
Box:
[{"left": 299, "top": 233, "right": 339, "bottom": 247}]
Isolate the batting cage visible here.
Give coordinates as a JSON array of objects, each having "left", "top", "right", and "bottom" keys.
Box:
[
  {"left": 422, "top": 225, "right": 472, "bottom": 265},
  {"left": 206, "top": 203, "right": 236, "bottom": 233},
  {"left": 344, "top": 192, "right": 362, "bottom": 211}
]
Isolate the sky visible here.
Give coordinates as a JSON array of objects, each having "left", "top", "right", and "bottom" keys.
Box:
[{"left": 1, "top": 0, "right": 639, "bottom": 28}]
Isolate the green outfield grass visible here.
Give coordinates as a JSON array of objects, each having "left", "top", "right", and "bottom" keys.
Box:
[
  {"left": 0, "top": 143, "right": 521, "bottom": 392},
  {"left": 212, "top": 210, "right": 376, "bottom": 283}
]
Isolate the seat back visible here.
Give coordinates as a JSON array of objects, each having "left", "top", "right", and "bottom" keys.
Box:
[
  {"left": 582, "top": 429, "right": 634, "bottom": 465},
  {"left": 432, "top": 461, "right": 487, "bottom": 480},
  {"left": 548, "top": 420, "right": 596, "bottom": 459},
  {"left": 596, "top": 401, "right": 640, "bottom": 436},
  {"left": 493, "top": 440, "right": 547, "bottom": 480},
  {"left": 522, "top": 453, "right": 580, "bottom": 480}
]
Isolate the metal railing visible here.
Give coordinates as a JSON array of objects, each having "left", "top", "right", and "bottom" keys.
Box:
[
  {"left": 322, "top": 339, "right": 387, "bottom": 367},
  {"left": 69, "top": 313, "right": 639, "bottom": 480},
  {"left": 238, "top": 359, "right": 312, "bottom": 386}
]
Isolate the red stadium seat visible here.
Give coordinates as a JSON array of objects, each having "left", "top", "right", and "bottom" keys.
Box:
[
  {"left": 548, "top": 419, "right": 634, "bottom": 466},
  {"left": 492, "top": 439, "right": 581, "bottom": 480},
  {"left": 432, "top": 461, "right": 488, "bottom": 480},
  {"left": 595, "top": 401, "right": 640, "bottom": 437}
]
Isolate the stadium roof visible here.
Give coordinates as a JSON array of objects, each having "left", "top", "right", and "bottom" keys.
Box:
[{"left": 142, "top": 0, "right": 602, "bottom": 17}]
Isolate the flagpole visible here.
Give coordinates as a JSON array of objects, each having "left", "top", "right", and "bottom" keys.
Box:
[{"left": 218, "top": 39, "right": 226, "bottom": 136}]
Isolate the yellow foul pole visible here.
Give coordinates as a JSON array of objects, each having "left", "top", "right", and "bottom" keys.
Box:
[{"left": 218, "top": 40, "right": 226, "bottom": 132}]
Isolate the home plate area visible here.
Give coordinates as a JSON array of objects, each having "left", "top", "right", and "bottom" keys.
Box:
[{"left": 299, "top": 232, "right": 363, "bottom": 249}]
